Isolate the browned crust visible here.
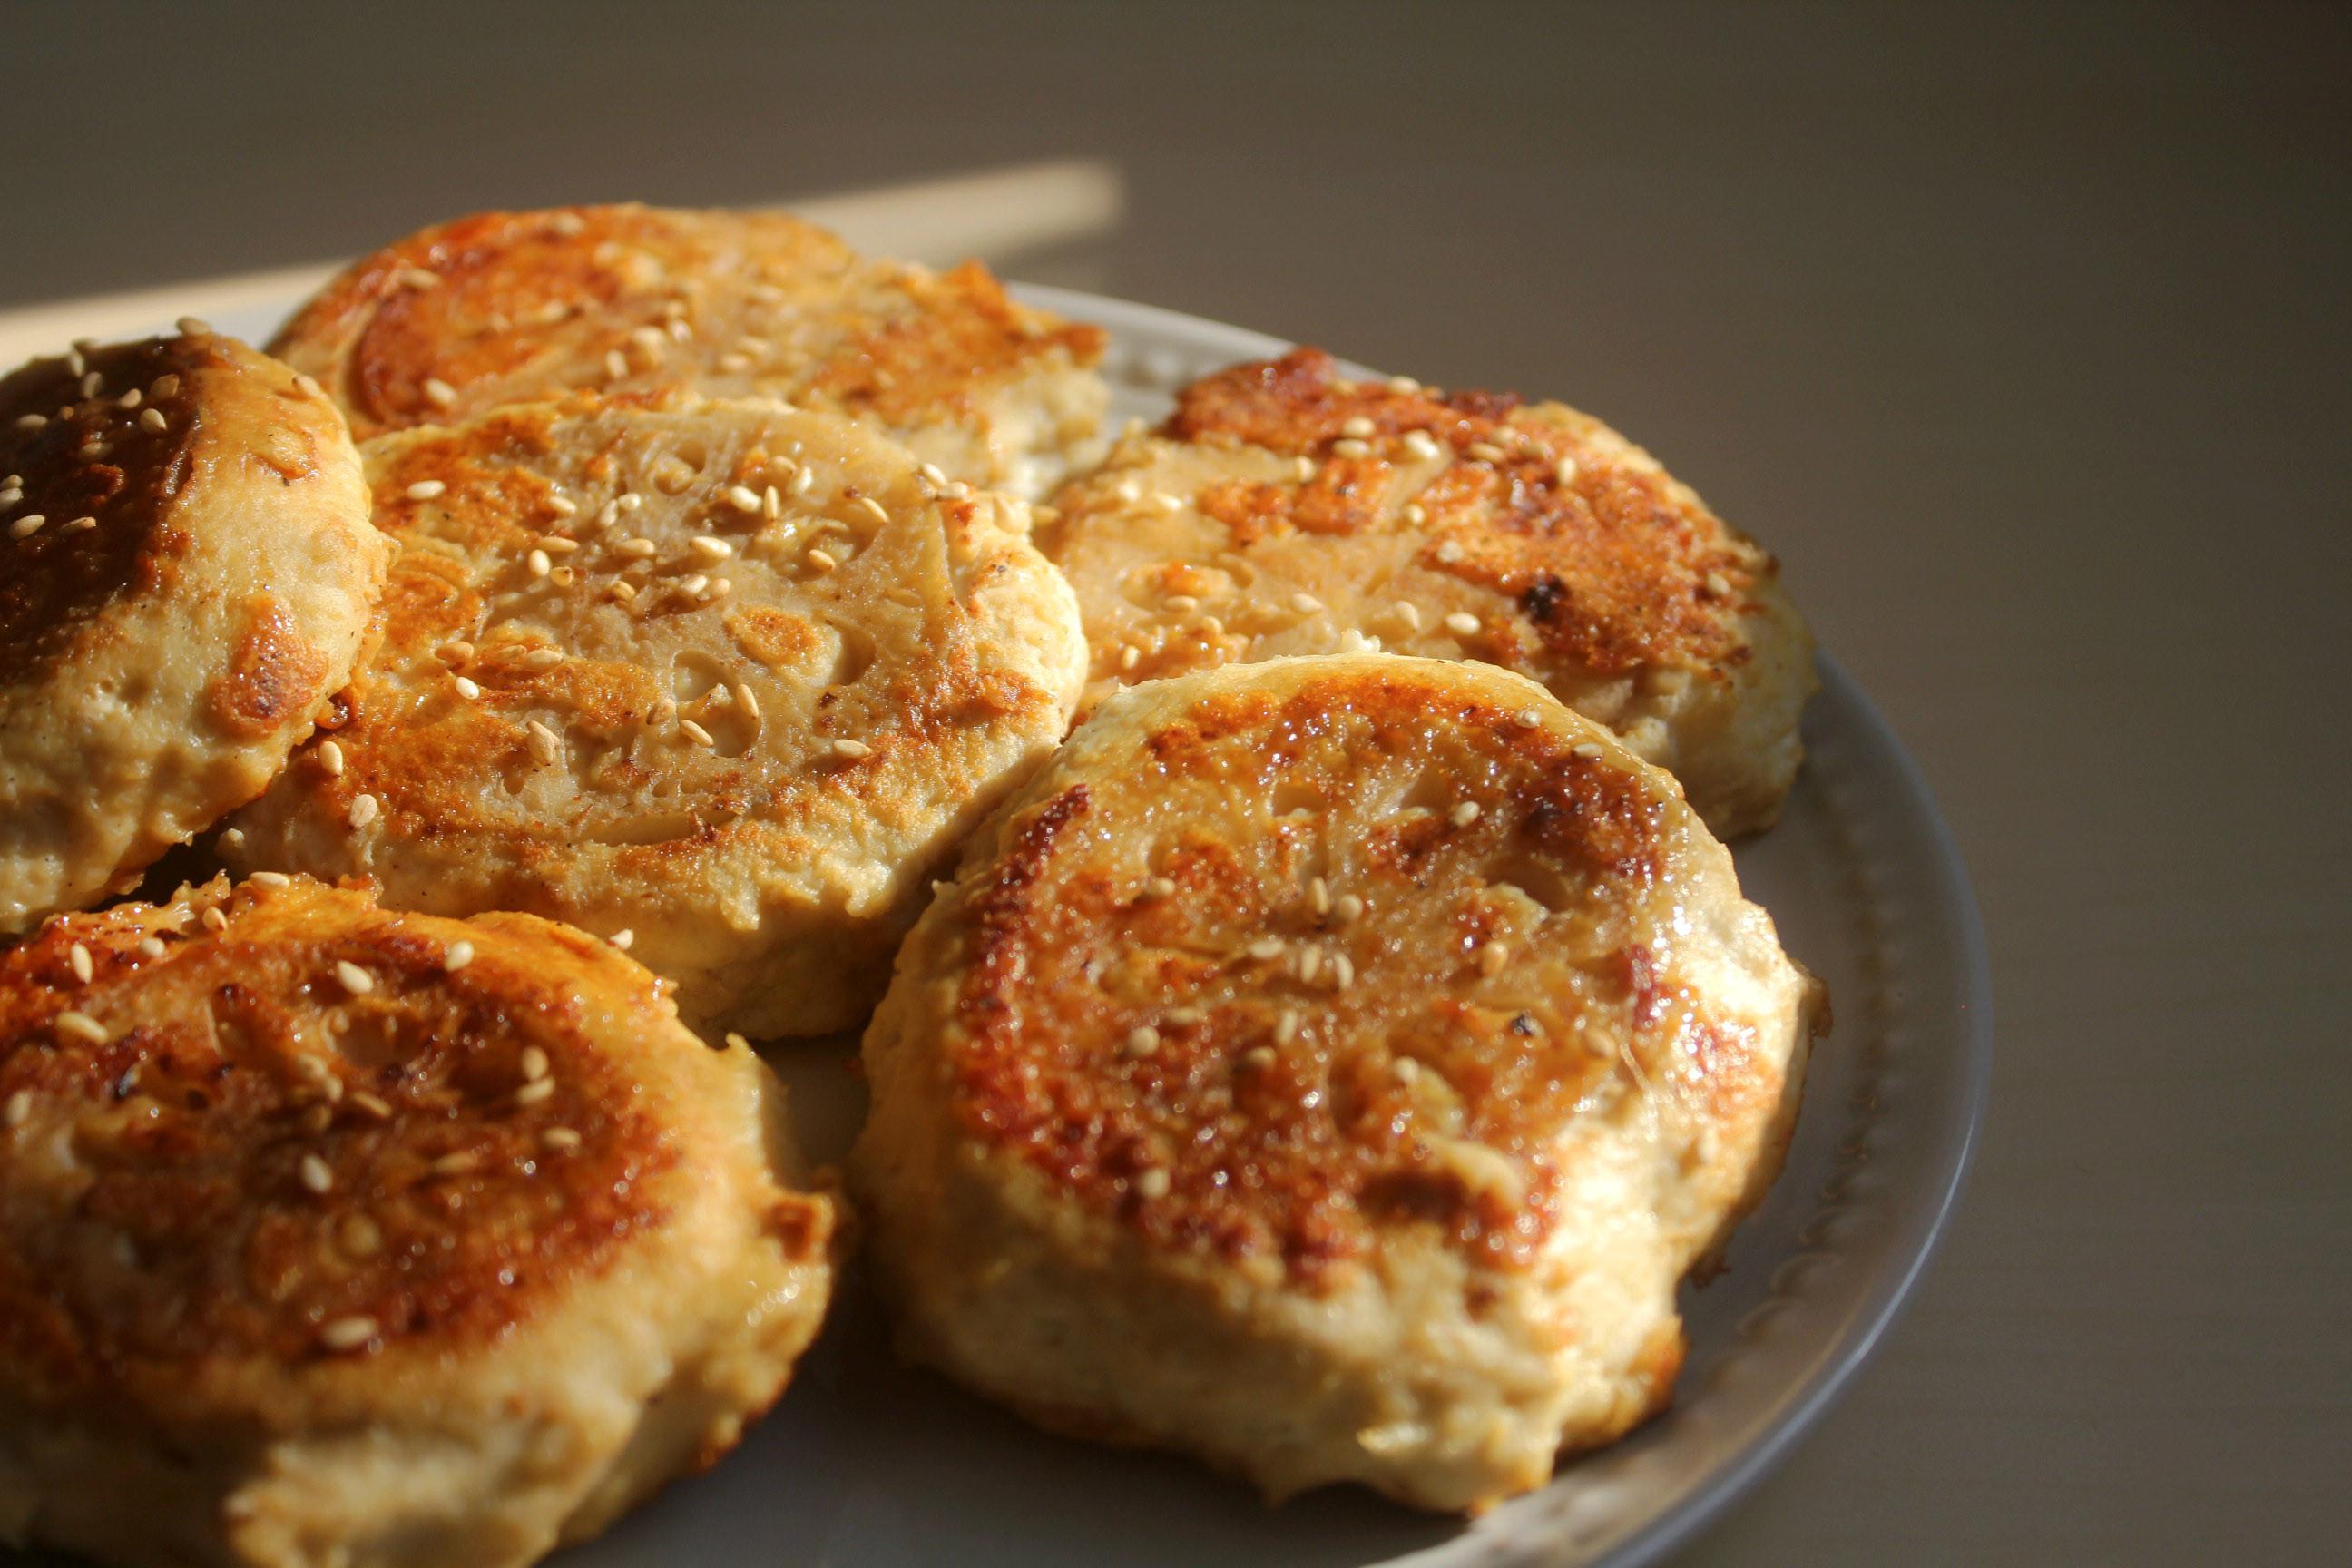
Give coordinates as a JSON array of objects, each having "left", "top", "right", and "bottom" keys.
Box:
[
  {"left": 1171, "top": 348, "right": 1760, "bottom": 677},
  {"left": 935, "top": 662, "right": 1743, "bottom": 1292},
  {"left": 270, "top": 204, "right": 1104, "bottom": 444},
  {"left": 0, "top": 879, "right": 681, "bottom": 1394}
]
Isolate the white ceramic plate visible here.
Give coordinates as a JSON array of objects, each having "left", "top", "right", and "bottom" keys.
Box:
[{"left": 6, "top": 287, "right": 1991, "bottom": 1568}]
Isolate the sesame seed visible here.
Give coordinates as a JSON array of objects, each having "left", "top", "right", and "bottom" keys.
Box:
[
  {"left": 294, "top": 373, "right": 323, "bottom": 397},
  {"left": 247, "top": 870, "right": 291, "bottom": 887},
  {"left": 1403, "top": 431, "right": 1444, "bottom": 462},
  {"left": 428, "top": 1152, "right": 477, "bottom": 1178},
  {"left": 54, "top": 1010, "right": 108, "bottom": 1044},
  {"left": 1402, "top": 503, "right": 1429, "bottom": 525},
  {"left": 1290, "top": 592, "right": 1324, "bottom": 613},
  {"left": 334, "top": 960, "right": 374, "bottom": 995},
  {"left": 1298, "top": 946, "right": 1324, "bottom": 983},
  {"left": 1124, "top": 1025, "right": 1161, "bottom": 1057},
  {"left": 13, "top": 414, "right": 45, "bottom": 431},
  {"left": 1466, "top": 441, "right": 1506, "bottom": 462},
  {"left": 527, "top": 538, "right": 578, "bottom": 561},
  {"left": 680, "top": 720, "right": 716, "bottom": 747},
  {"left": 339, "top": 1213, "right": 384, "bottom": 1258},
  {"left": 421, "top": 377, "right": 456, "bottom": 407},
  {"left": 1164, "top": 1006, "right": 1208, "bottom": 1027},
  {"left": 138, "top": 936, "right": 165, "bottom": 959},
  {"left": 1133, "top": 1167, "right": 1171, "bottom": 1200},
  {"left": 348, "top": 794, "right": 379, "bottom": 829},
  {"left": 138, "top": 408, "right": 167, "bottom": 433},
  {"left": 316, "top": 739, "right": 346, "bottom": 778},
  {"left": 725, "top": 485, "right": 762, "bottom": 514},
  {"left": 1333, "top": 893, "right": 1365, "bottom": 926},
  {"left": 1340, "top": 415, "right": 1376, "bottom": 439},
  {"left": 609, "top": 928, "right": 634, "bottom": 950},
  {"left": 10, "top": 515, "right": 44, "bottom": 540},
  {"left": 1275, "top": 1009, "right": 1301, "bottom": 1045},
  {"left": 1308, "top": 876, "right": 1332, "bottom": 916},
  {"left": 1704, "top": 571, "right": 1733, "bottom": 597},
  {"left": 1387, "top": 375, "right": 1422, "bottom": 395},
  {"left": 852, "top": 495, "right": 889, "bottom": 524},
  {"left": 520, "top": 1045, "right": 549, "bottom": 1083},
  {"left": 764, "top": 484, "right": 781, "bottom": 519},
  {"left": 805, "top": 546, "right": 839, "bottom": 572},
  {"left": 348, "top": 1091, "right": 393, "bottom": 1121},
  {"left": 550, "top": 211, "right": 586, "bottom": 236},
  {"left": 1515, "top": 709, "right": 1541, "bottom": 729},
  {"left": 818, "top": 737, "right": 871, "bottom": 763},
  {"left": 1145, "top": 876, "right": 1178, "bottom": 900},
  {"left": 201, "top": 906, "right": 228, "bottom": 932},
  {"left": 690, "top": 534, "right": 733, "bottom": 560},
  {"left": 299, "top": 1153, "right": 334, "bottom": 1194},
  {"left": 604, "top": 349, "right": 629, "bottom": 380},
  {"left": 1332, "top": 437, "right": 1371, "bottom": 459},
  {"left": 1392, "top": 1056, "right": 1422, "bottom": 1085},
  {"left": 608, "top": 581, "right": 638, "bottom": 602},
  {"left": 525, "top": 720, "right": 562, "bottom": 766},
  {"left": 1117, "top": 644, "right": 1142, "bottom": 671},
  {"left": 618, "top": 535, "right": 657, "bottom": 558},
  {"left": 453, "top": 675, "right": 481, "bottom": 700},
  {"left": 1555, "top": 457, "right": 1580, "bottom": 485},
  {"left": 1163, "top": 594, "right": 1200, "bottom": 613},
  {"left": 542, "top": 1127, "right": 583, "bottom": 1153},
  {"left": 406, "top": 480, "right": 446, "bottom": 501},
  {"left": 66, "top": 941, "right": 93, "bottom": 983},
  {"left": 1572, "top": 740, "right": 1605, "bottom": 760},
  {"left": 547, "top": 495, "right": 578, "bottom": 518},
  {"left": 443, "top": 940, "right": 475, "bottom": 972},
  {"left": 76, "top": 442, "right": 110, "bottom": 461},
  {"left": 319, "top": 1315, "right": 377, "bottom": 1352},
  {"left": 1478, "top": 942, "right": 1511, "bottom": 977},
  {"left": 1444, "top": 611, "right": 1481, "bottom": 636},
  {"left": 3, "top": 1091, "right": 30, "bottom": 1129},
  {"left": 515, "top": 1076, "right": 555, "bottom": 1106},
  {"left": 526, "top": 548, "right": 552, "bottom": 577},
  {"left": 1331, "top": 952, "right": 1356, "bottom": 989},
  {"left": 63, "top": 515, "right": 96, "bottom": 534},
  {"left": 789, "top": 466, "right": 816, "bottom": 497},
  {"left": 1450, "top": 801, "right": 1483, "bottom": 828},
  {"left": 1246, "top": 936, "right": 1287, "bottom": 961},
  {"left": 736, "top": 685, "right": 760, "bottom": 722},
  {"left": 1241, "top": 1047, "right": 1277, "bottom": 1070},
  {"left": 436, "top": 641, "right": 475, "bottom": 666}
]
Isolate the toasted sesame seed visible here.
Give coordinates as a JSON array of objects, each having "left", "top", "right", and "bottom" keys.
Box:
[
  {"left": 1331, "top": 952, "right": 1357, "bottom": 989},
  {"left": 789, "top": 466, "right": 817, "bottom": 497},
  {"left": 1290, "top": 592, "right": 1324, "bottom": 613},
  {"left": 763, "top": 484, "right": 782, "bottom": 519},
  {"left": 247, "top": 870, "right": 291, "bottom": 887},
  {"left": 3, "top": 1090, "right": 30, "bottom": 1129},
  {"left": 1401, "top": 503, "right": 1429, "bottom": 527},
  {"left": 519, "top": 1044, "right": 549, "bottom": 1083},
  {"left": 618, "top": 535, "right": 658, "bottom": 558},
  {"left": 534, "top": 535, "right": 578, "bottom": 556},
  {"left": 1444, "top": 611, "right": 1481, "bottom": 636},
  {"left": 851, "top": 495, "right": 889, "bottom": 524},
  {"left": 1449, "top": 801, "right": 1483, "bottom": 828},
  {"left": 405, "top": 479, "right": 446, "bottom": 501},
  {"left": 1133, "top": 1167, "right": 1171, "bottom": 1200},
  {"left": 299, "top": 1152, "right": 334, "bottom": 1194},
  {"left": 334, "top": 960, "right": 374, "bottom": 995},
  {"left": 7, "top": 514, "right": 44, "bottom": 539},
  {"left": 1466, "top": 440, "right": 1506, "bottom": 462},
  {"left": 137, "top": 936, "right": 165, "bottom": 959},
  {"left": 1124, "top": 1025, "right": 1161, "bottom": 1057},
  {"left": 1298, "top": 946, "right": 1324, "bottom": 983},
  {"left": 736, "top": 685, "right": 761, "bottom": 722},
  {"left": 1478, "top": 942, "right": 1511, "bottom": 977},
  {"left": 338, "top": 1213, "right": 384, "bottom": 1259},
  {"left": 1275, "top": 1009, "right": 1301, "bottom": 1045},
  {"left": 55, "top": 1010, "right": 108, "bottom": 1044},
  {"left": 1392, "top": 1056, "right": 1422, "bottom": 1084},
  {"left": 1333, "top": 893, "right": 1365, "bottom": 926},
  {"left": 1164, "top": 1006, "right": 1208, "bottom": 1027},
  {"left": 547, "top": 495, "right": 578, "bottom": 518},
  {"left": 1246, "top": 936, "right": 1287, "bottom": 961},
  {"left": 831, "top": 737, "right": 873, "bottom": 760},
  {"left": 609, "top": 928, "right": 634, "bottom": 950},
  {"left": 421, "top": 377, "right": 456, "bottom": 407},
  {"left": 66, "top": 941, "right": 93, "bottom": 983},
  {"left": 805, "top": 546, "right": 839, "bottom": 573},
  {"left": 1308, "top": 876, "right": 1332, "bottom": 916},
  {"left": 201, "top": 906, "right": 229, "bottom": 933},
  {"left": 525, "top": 720, "right": 562, "bottom": 766},
  {"left": 1117, "top": 644, "right": 1142, "bottom": 671},
  {"left": 1340, "top": 415, "right": 1376, "bottom": 439},
  {"left": 1555, "top": 457, "right": 1580, "bottom": 485},
  {"left": 1163, "top": 594, "right": 1200, "bottom": 613},
  {"left": 13, "top": 414, "right": 45, "bottom": 431},
  {"left": 1145, "top": 875, "right": 1178, "bottom": 899},
  {"left": 319, "top": 1315, "right": 377, "bottom": 1352},
  {"left": 63, "top": 515, "right": 96, "bottom": 534},
  {"left": 428, "top": 1152, "right": 477, "bottom": 1178},
  {"left": 723, "top": 485, "right": 764, "bottom": 515},
  {"left": 1387, "top": 375, "right": 1422, "bottom": 395},
  {"left": 1403, "top": 431, "right": 1444, "bottom": 462},
  {"left": 525, "top": 548, "right": 552, "bottom": 577},
  {"left": 443, "top": 939, "right": 475, "bottom": 971},
  {"left": 138, "top": 407, "right": 167, "bottom": 433},
  {"left": 1704, "top": 571, "right": 1733, "bottom": 597},
  {"left": 1433, "top": 538, "right": 1463, "bottom": 564},
  {"left": 681, "top": 720, "right": 716, "bottom": 747},
  {"left": 435, "top": 641, "right": 475, "bottom": 667},
  {"left": 690, "top": 534, "right": 733, "bottom": 560},
  {"left": 1241, "top": 1046, "right": 1277, "bottom": 1071},
  {"left": 604, "top": 349, "right": 629, "bottom": 379},
  {"left": 453, "top": 675, "right": 481, "bottom": 700},
  {"left": 542, "top": 1126, "right": 583, "bottom": 1153},
  {"left": 1572, "top": 740, "right": 1605, "bottom": 760},
  {"left": 348, "top": 794, "right": 379, "bottom": 829},
  {"left": 317, "top": 739, "right": 346, "bottom": 776},
  {"left": 1332, "top": 437, "right": 1371, "bottom": 459},
  {"left": 515, "top": 1076, "right": 555, "bottom": 1106},
  {"left": 1291, "top": 456, "right": 1316, "bottom": 482}
]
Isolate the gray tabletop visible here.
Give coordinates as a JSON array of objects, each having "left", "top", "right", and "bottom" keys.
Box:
[{"left": 7, "top": 2, "right": 2347, "bottom": 1562}]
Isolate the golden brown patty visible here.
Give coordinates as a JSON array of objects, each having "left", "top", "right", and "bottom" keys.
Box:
[
  {"left": 853, "top": 653, "right": 1822, "bottom": 1512},
  {"left": 0, "top": 875, "right": 838, "bottom": 1568},
  {"left": 0, "top": 330, "right": 387, "bottom": 933},
  {"left": 1039, "top": 348, "right": 1816, "bottom": 837},
  {"left": 270, "top": 203, "right": 1109, "bottom": 494},
  {"left": 225, "top": 394, "right": 1086, "bottom": 1037}
]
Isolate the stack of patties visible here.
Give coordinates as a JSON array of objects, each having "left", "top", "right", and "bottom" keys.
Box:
[{"left": 0, "top": 204, "right": 1110, "bottom": 1568}]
